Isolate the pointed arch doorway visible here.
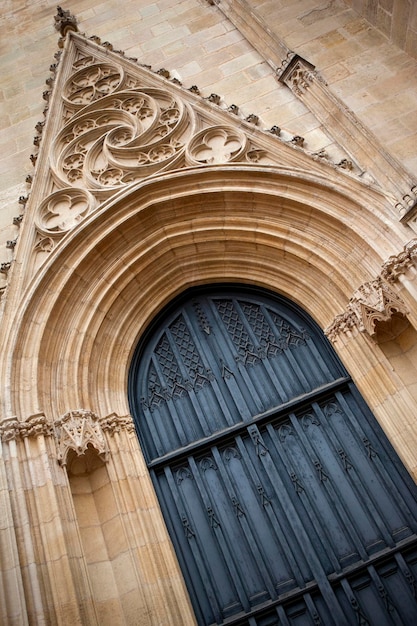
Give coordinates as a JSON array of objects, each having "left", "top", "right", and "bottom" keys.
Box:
[{"left": 129, "top": 285, "right": 417, "bottom": 626}]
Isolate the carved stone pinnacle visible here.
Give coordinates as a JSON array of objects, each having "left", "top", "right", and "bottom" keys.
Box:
[{"left": 54, "top": 6, "right": 78, "bottom": 37}]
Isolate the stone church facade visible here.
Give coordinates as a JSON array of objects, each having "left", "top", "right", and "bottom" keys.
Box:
[{"left": 1, "top": 2, "right": 417, "bottom": 624}]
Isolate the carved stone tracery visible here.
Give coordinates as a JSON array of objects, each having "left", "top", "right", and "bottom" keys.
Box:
[
  {"left": 325, "top": 277, "right": 409, "bottom": 342},
  {"left": 186, "top": 126, "right": 246, "bottom": 165},
  {"left": 54, "top": 409, "right": 109, "bottom": 465},
  {"left": 34, "top": 41, "right": 293, "bottom": 262},
  {"left": 54, "top": 86, "right": 189, "bottom": 190},
  {"left": 36, "top": 187, "right": 94, "bottom": 234}
]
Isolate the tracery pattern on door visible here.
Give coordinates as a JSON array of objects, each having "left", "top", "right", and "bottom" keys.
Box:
[{"left": 129, "top": 288, "right": 417, "bottom": 626}]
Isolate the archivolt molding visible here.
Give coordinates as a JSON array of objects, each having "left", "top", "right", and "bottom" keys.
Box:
[
  {"left": 325, "top": 277, "right": 409, "bottom": 342},
  {"left": 4, "top": 161, "right": 411, "bottom": 423}
]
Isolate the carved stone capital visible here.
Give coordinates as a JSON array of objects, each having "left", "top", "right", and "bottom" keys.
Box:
[
  {"left": 0, "top": 418, "right": 20, "bottom": 442},
  {"left": 325, "top": 278, "right": 409, "bottom": 342},
  {"left": 54, "top": 409, "right": 109, "bottom": 465},
  {"left": 381, "top": 239, "right": 417, "bottom": 283},
  {"left": 0, "top": 414, "right": 53, "bottom": 443},
  {"left": 324, "top": 311, "right": 358, "bottom": 343},
  {"left": 99, "top": 413, "right": 135, "bottom": 435}
]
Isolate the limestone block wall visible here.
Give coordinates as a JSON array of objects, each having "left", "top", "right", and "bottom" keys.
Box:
[{"left": 345, "top": 0, "right": 417, "bottom": 58}]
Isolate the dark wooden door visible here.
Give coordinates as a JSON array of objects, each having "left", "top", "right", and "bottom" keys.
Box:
[{"left": 129, "top": 287, "right": 417, "bottom": 625}]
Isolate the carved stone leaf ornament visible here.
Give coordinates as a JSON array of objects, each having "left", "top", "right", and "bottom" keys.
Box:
[{"left": 0, "top": 413, "right": 53, "bottom": 442}]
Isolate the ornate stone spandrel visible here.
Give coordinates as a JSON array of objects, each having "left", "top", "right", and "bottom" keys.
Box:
[
  {"left": 63, "top": 62, "right": 124, "bottom": 111},
  {"left": 53, "top": 88, "right": 190, "bottom": 193},
  {"left": 54, "top": 409, "right": 109, "bottom": 466},
  {"left": 325, "top": 278, "right": 409, "bottom": 342}
]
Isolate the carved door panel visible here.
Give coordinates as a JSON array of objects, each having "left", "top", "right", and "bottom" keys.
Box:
[{"left": 129, "top": 288, "right": 417, "bottom": 626}]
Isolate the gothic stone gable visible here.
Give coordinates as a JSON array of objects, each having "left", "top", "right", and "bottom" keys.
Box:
[{"left": 12, "top": 30, "right": 383, "bottom": 287}]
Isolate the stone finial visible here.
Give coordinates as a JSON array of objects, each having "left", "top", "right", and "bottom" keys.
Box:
[{"left": 54, "top": 6, "right": 78, "bottom": 37}]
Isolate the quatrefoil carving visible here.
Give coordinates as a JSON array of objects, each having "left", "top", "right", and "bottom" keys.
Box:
[{"left": 36, "top": 188, "right": 95, "bottom": 234}]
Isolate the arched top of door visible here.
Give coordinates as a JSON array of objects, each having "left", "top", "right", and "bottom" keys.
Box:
[
  {"left": 128, "top": 284, "right": 348, "bottom": 463},
  {"left": 5, "top": 164, "right": 406, "bottom": 420}
]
